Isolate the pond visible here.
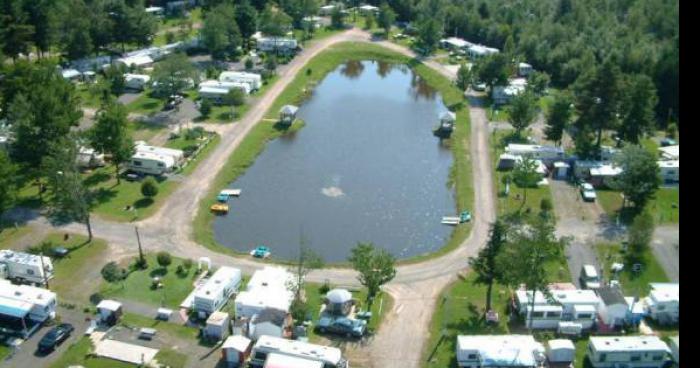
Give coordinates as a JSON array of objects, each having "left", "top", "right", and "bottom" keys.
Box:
[{"left": 214, "top": 60, "right": 457, "bottom": 262}]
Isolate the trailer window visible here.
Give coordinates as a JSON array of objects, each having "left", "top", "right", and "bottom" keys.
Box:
[
  {"left": 158, "top": 163, "right": 164, "bottom": 167},
  {"left": 547, "top": 311, "right": 561, "bottom": 318},
  {"left": 254, "top": 352, "right": 267, "bottom": 361},
  {"left": 468, "top": 354, "right": 477, "bottom": 359},
  {"left": 577, "top": 313, "right": 592, "bottom": 319},
  {"left": 598, "top": 353, "right": 606, "bottom": 362},
  {"left": 531, "top": 311, "right": 544, "bottom": 318},
  {"left": 26, "top": 269, "right": 34, "bottom": 275},
  {"left": 630, "top": 354, "right": 641, "bottom": 361},
  {"left": 652, "top": 354, "right": 663, "bottom": 361},
  {"left": 133, "top": 160, "right": 142, "bottom": 166}
]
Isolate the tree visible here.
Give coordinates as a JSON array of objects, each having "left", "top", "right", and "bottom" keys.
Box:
[
  {"left": 201, "top": 4, "right": 242, "bottom": 60},
  {"left": 245, "top": 57, "right": 254, "bottom": 70},
  {"left": 199, "top": 99, "right": 212, "bottom": 117},
  {"left": 0, "top": 0, "right": 35, "bottom": 60},
  {"left": 259, "top": 5, "right": 292, "bottom": 37},
  {"left": 511, "top": 156, "right": 540, "bottom": 212},
  {"left": 475, "top": 53, "right": 509, "bottom": 90},
  {"left": 497, "top": 215, "right": 566, "bottom": 329},
  {"left": 527, "top": 71, "right": 550, "bottom": 96},
  {"left": 0, "top": 151, "right": 18, "bottom": 215},
  {"left": 478, "top": 2, "right": 489, "bottom": 19},
  {"left": 235, "top": 0, "right": 258, "bottom": 40},
  {"left": 507, "top": 90, "right": 538, "bottom": 137},
  {"left": 89, "top": 99, "right": 134, "bottom": 184},
  {"left": 468, "top": 219, "right": 508, "bottom": 312},
  {"left": 141, "top": 177, "right": 159, "bottom": 198},
  {"left": 330, "top": 7, "right": 344, "bottom": 29},
  {"left": 288, "top": 232, "right": 323, "bottom": 303},
  {"left": 223, "top": 88, "right": 246, "bottom": 119},
  {"left": 416, "top": 17, "right": 442, "bottom": 54},
  {"left": 348, "top": 242, "right": 396, "bottom": 308},
  {"left": 156, "top": 251, "right": 172, "bottom": 268},
  {"left": 377, "top": 2, "right": 396, "bottom": 36},
  {"left": 455, "top": 63, "right": 472, "bottom": 91},
  {"left": 265, "top": 54, "right": 278, "bottom": 74},
  {"left": 617, "top": 74, "right": 658, "bottom": 145},
  {"left": 364, "top": 13, "right": 375, "bottom": 30},
  {"left": 611, "top": 145, "right": 661, "bottom": 212},
  {"left": 101, "top": 261, "right": 126, "bottom": 283},
  {"left": 627, "top": 211, "right": 654, "bottom": 263},
  {"left": 544, "top": 91, "right": 573, "bottom": 146},
  {"left": 43, "top": 136, "right": 94, "bottom": 241},
  {"left": 103, "top": 64, "right": 127, "bottom": 96},
  {"left": 151, "top": 52, "right": 198, "bottom": 98}
]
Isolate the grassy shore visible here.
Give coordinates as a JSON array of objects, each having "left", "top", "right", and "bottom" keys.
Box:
[{"left": 192, "top": 41, "right": 474, "bottom": 265}]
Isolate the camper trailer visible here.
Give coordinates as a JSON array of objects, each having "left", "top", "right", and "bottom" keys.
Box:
[
  {"left": 249, "top": 335, "right": 348, "bottom": 368},
  {"left": 124, "top": 74, "right": 151, "bottom": 91},
  {"left": 128, "top": 151, "right": 175, "bottom": 175},
  {"left": 193, "top": 266, "right": 242, "bottom": 316},
  {"left": 514, "top": 289, "right": 600, "bottom": 330},
  {"left": 586, "top": 336, "right": 671, "bottom": 368},
  {"left": 505, "top": 144, "right": 565, "bottom": 162},
  {"left": 644, "top": 283, "right": 679, "bottom": 325},
  {"left": 658, "top": 160, "right": 679, "bottom": 183},
  {"left": 456, "top": 335, "right": 545, "bottom": 368},
  {"left": 219, "top": 71, "right": 262, "bottom": 91},
  {"left": 255, "top": 37, "right": 299, "bottom": 54},
  {"left": 546, "top": 339, "right": 576, "bottom": 368},
  {"left": 0, "top": 279, "right": 57, "bottom": 338},
  {"left": 235, "top": 267, "right": 295, "bottom": 318},
  {"left": 199, "top": 79, "right": 252, "bottom": 95},
  {"left": 135, "top": 142, "right": 185, "bottom": 165},
  {"left": 0, "top": 250, "right": 54, "bottom": 285},
  {"left": 76, "top": 147, "right": 106, "bottom": 168}
]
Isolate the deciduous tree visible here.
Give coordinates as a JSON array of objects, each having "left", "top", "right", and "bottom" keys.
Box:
[
  {"left": 544, "top": 91, "right": 573, "bottom": 146},
  {"left": 348, "top": 242, "right": 396, "bottom": 308},
  {"left": 611, "top": 145, "right": 661, "bottom": 212},
  {"left": 468, "top": 219, "right": 508, "bottom": 312},
  {"left": 507, "top": 90, "right": 538, "bottom": 137},
  {"left": 89, "top": 98, "right": 134, "bottom": 184}
]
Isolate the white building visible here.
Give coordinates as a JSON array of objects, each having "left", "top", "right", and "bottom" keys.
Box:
[
  {"left": 466, "top": 44, "right": 499, "bottom": 59},
  {"left": 546, "top": 339, "right": 576, "bottom": 366},
  {"left": 440, "top": 37, "right": 472, "bottom": 52},
  {"left": 515, "top": 289, "right": 600, "bottom": 330},
  {"left": 204, "top": 311, "right": 230, "bottom": 340},
  {"left": 644, "top": 283, "right": 679, "bottom": 324},
  {"left": 505, "top": 143, "right": 565, "bottom": 161},
  {"left": 248, "top": 308, "right": 291, "bottom": 341},
  {"left": 193, "top": 266, "right": 242, "bottom": 315},
  {"left": 222, "top": 335, "right": 252, "bottom": 366},
  {"left": 658, "top": 160, "right": 679, "bottom": 183},
  {"left": 0, "top": 250, "right": 54, "bottom": 285},
  {"left": 586, "top": 336, "right": 671, "bottom": 368},
  {"left": 597, "top": 286, "right": 629, "bottom": 328},
  {"left": 250, "top": 335, "right": 348, "bottom": 368},
  {"left": 0, "top": 279, "right": 57, "bottom": 337},
  {"left": 199, "top": 79, "right": 251, "bottom": 96},
  {"left": 456, "top": 335, "right": 545, "bottom": 368},
  {"left": 219, "top": 71, "right": 262, "bottom": 90},
  {"left": 124, "top": 74, "right": 151, "bottom": 91},
  {"left": 235, "top": 267, "right": 294, "bottom": 318}
]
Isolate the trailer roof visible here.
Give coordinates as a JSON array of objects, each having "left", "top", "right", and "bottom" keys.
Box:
[{"left": 589, "top": 336, "right": 670, "bottom": 353}]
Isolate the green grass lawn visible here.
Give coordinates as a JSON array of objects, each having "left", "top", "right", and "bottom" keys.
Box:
[
  {"left": 595, "top": 242, "right": 669, "bottom": 297},
  {"left": 154, "top": 348, "right": 189, "bottom": 368},
  {"left": 0, "top": 223, "right": 31, "bottom": 249},
  {"left": 128, "top": 120, "right": 165, "bottom": 143},
  {"left": 49, "top": 337, "right": 134, "bottom": 368},
  {"left": 597, "top": 187, "right": 679, "bottom": 225},
  {"left": 126, "top": 90, "right": 163, "bottom": 115},
  {"left": 193, "top": 42, "right": 474, "bottom": 265},
  {"left": 120, "top": 312, "right": 199, "bottom": 341},
  {"left": 76, "top": 82, "right": 106, "bottom": 108},
  {"left": 303, "top": 282, "right": 394, "bottom": 343},
  {"left": 0, "top": 344, "right": 10, "bottom": 361},
  {"left": 101, "top": 253, "right": 199, "bottom": 309},
  {"left": 31, "top": 233, "right": 109, "bottom": 304}
]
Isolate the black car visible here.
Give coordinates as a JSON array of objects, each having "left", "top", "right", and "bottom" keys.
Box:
[{"left": 38, "top": 323, "right": 74, "bottom": 352}]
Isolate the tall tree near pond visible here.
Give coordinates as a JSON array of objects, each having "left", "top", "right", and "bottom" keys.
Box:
[
  {"left": 201, "top": 3, "right": 242, "bottom": 60},
  {"left": 378, "top": 2, "right": 396, "bottom": 37},
  {"left": 468, "top": 219, "right": 508, "bottom": 312},
  {"left": 544, "top": 91, "right": 573, "bottom": 146},
  {"left": 611, "top": 145, "right": 661, "bottom": 213},
  {"left": 259, "top": 5, "right": 292, "bottom": 37},
  {"left": 617, "top": 74, "right": 658, "bottom": 145},
  {"left": 348, "top": 242, "right": 396, "bottom": 308},
  {"left": 151, "top": 52, "right": 198, "bottom": 98},
  {"left": 475, "top": 53, "right": 509, "bottom": 91},
  {"left": 511, "top": 156, "right": 540, "bottom": 212},
  {"left": 235, "top": 0, "right": 258, "bottom": 41},
  {"left": 0, "top": 151, "right": 18, "bottom": 215},
  {"left": 455, "top": 63, "right": 472, "bottom": 91},
  {"left": 507, "top": 90, "right": 538, "bottom": 137},
  {"left": 89, "top": 98, "right": 134, "bottom": 184},
  {"left": 43, "top": 136, "right": 94, "bottom": 241}
]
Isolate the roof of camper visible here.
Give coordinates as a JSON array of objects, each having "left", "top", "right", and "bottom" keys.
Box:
[
  {"left": 223, "top": 335, "right": 251, "bottom": 351},
  {"left": 254, "top": 335, "right": 342, "bottom": 363},
  {"left": 131, "top": 151, "right": 175, "bottom": 166},
  {"left": 658, "top": 145, "right": 679, "bottom": 159},
  {"left": 194, "top": 267, "right": 241, "bottom": 301},
  {"left": 442, "top": 37, "right": 471, "bottom": 48},
  {"left": 206, "top": 311, "right": 230, "bottom": 325},
  {"left": 649, "top": 284, "right": 679, "bottom": 303},
  {"left": 515, "top": 289, "right": 600, "bottom": 305},
  {"left": 457, "top": 335, "right": 544, "bottom": 366},
  {"left": 0, "top": 249, "right": 52, "bottom": 268},
  {"left": 589, "top": 165, "right": 623, "bottom": 176},
  {"left": 0, "top": 279, "right": 56, "bottom": 316},
  {"left": 506, "top": 144, "right": 564, "bottom": 154},
  {"left": 547, "top": 339, "right": 575, "bottom": 352},
  {"left": 264, "top": 353, "right": 324, "bottom": 368},
  {"left": 589, "top": 336, "right": 670, "bottom": 353},
  {"left": 97, "top": 299, "right": 122, "bottom": 311}
]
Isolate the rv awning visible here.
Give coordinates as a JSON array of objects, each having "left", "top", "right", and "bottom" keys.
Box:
[{"left": 0, "top": 297, "right": 32, "bottom": 318}]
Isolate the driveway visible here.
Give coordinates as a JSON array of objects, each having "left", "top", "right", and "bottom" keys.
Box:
[{"left": 652, "top": 225, "right": 679, "bottom": 282}]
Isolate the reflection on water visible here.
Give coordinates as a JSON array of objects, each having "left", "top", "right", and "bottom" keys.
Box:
[{"left": 213, "top": 60, "right": 455, "bottom": 261}]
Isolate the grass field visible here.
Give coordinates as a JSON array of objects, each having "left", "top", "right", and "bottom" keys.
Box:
[
  {"left": 121, "top": 312, "right": 199, "bottom": 341},
  {"left": 193, "top": 41, "right": 474, "bottom": 265},
  {"left": 595, "top": 242, "right": 669, "bottom": 296},
  {"left": 154, "top": 348, "right": 188, "bottom": 368},
  {"left": 597, "top": 187, "right": 679, "bottom": 225},
  {"left": 126, "top": 90, "right": 164, "bottom": 115},
  {"left": 101, "top": 254, "right": 199, "bottom": 309},
  {"left": 49, "top": 337, "right": 134, "bottom": 368},
  {"left": 0, "top": 224, "right": 32, "bottom": 249}
]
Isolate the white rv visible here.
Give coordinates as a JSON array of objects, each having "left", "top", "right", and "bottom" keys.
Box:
[
  {"left": 219, "top": 71, "right": 262, "bottom": 91},
  {"left": 193, "top": 266, "right": 242, "bottom": 316},
  {"left": 644, "top": 283, "right": 679, "bottom": 324},
  {"left": 235, "top": 267, "right": 294, "bottom": 318},
  {"left": 657, "top": 160, "right": 679, "bottom": 183},
  {"left": 76, "top": 147, "right": 106, "bottom": 168},
  {"left": 250, "top": 335, "right": 348, "bottom": 368},
  {"left": 128, "top": 151, "right": 175, "bottom": 175},
  {"left": 515, "top": 289, "right": 600, "bottom": 330},
  {"left": 0, "top": 279, "right": 57, "bottom": 337},
  {"left": 135, "top": 142, "right": 185, "bottom": 165},
  {"left": 199, "top": 79, "right": 251, "bottom": 95},
  {"left": 255, "top": 37, "right": 298, "bottom": 54},
  {"left": 124, "top": 73, "right": 151, "bottom": 91},
  {"left": 0, "top": 250, "right": 54, "bottom": 285},
  {"left": 586, "top": 336, "right": 671, "bottom": 368},
  {"left": 505, "top": 143, "right": 565, "bottom": 161},
  {"left": 456, "top": 335, "right": 545, "bottom": 368},
  {"left": 466, "top": 44, "right": 499, "bottom": 59}
]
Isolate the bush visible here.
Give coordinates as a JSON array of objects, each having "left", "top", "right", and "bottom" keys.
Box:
[
  {"left": 101, "top": 262, "right": 126, "bottom": 283},
  {"left": 183, "top": 258, "right": 193, "bottom": 269},
  {"left": 319, "top": 281, "right": 331, "bottom": 295},
  {"left": 666, "top": 122, "right": 677, "bottom": 139},
  {"left": 176, "top": 265, "right": 184, "bottom": 275},
  {"left": 141, "top": 177, "right": 159, "bottom": 198},
  {"left": 306, "top": 68, "right": 312, "bottom": 76},
  {"left": 199, "top": 99, "right": 212, "bottom": 117},
  {"left": 290, "top": 298, "right": 308, "bottom": 323},
  {"left": 245, "top": 58, "right": 254, "bottom": 70},
  {"left": 540, "top": 198, "right": 553, "bottom": 213},
  {"left": 133, "top": 256, "right": 148, "bottom": 270},
  {"left": 27, "top": 240, "right": 53, "bottom": 255},
  {"left": 156, "top": 251, "right": 172, "bottom": 268}
]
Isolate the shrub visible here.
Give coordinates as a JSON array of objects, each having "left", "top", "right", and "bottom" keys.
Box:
[
  {"left": 666, "top": 122, "right": 677, "bottom": 139},
  {"left": 319, "top": 281, "right": 331, "bottom": 295},
  {"left": 290, "top": 298, "right": 308, "bottom": 323},
  {"left": 101, "top": 262, "right": 126, "bottom": 283},
  {"left": 156, "top": 251, "right": 172, "bottom": 268},
  {"left": 141, "top": 177, "right": 159, "bottom": 198},
  {"left": 27, "top": 240, "right": 53, "bottom": 255},
  {"left": 133, "top": 256, "right": 148, "bottom": 270},
  {"left": 540, "top": 198, "right": 553, "bottom": 213},
  {"left": 306, "top": 68, "right": 312, "bottom": 76},
  {"left": 245, "top": 58, "right": 254, "bottom": 70},
  {"left": 176, "top": 265, "right": 184, "bottom": 275},
  {"left": 199, "top": 99, "right": 212, "bottom": 117},
  {"left": 183, "top": 259, "right": 194, "bottom": 269}
]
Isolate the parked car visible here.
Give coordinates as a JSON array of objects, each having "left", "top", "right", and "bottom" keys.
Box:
[
  {"left": 472, "top": 82, "right": 487, "bottom": 91},
  {"left": 317, "top": 316, "right": 366, "bottom": 338},
  {"left": 579, "top": 264, "right": 601, "bottom": 290},
  {"left": 580, "top": 183, "right": 597, "bottom": 202},
  {"left": 163, "top": 94, "right": 184, "bottom": 110},
  {"left": 38, "top": 323, "right": 74, "bottom": 352}
]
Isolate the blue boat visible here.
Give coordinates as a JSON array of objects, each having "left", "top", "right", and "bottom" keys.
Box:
[
  {"left": 460, "top": 210, "right": 472, "bottom": 223},
  {"left": 217, "top": 194, "right": 229, "bottom": 202},
  {"left": 250, "top": 246, "right": 271, "bottom": 258}
]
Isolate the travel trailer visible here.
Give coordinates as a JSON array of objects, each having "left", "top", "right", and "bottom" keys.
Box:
[
  {"left": 124, "top": 74, "right": 151, "bottom": 91},
  {"left": 456, "top": 335, "right": 545, "bottom": 368},
  {"left": 249, "top": 335, "right": 348, "bottom": 368},
  {"left": 586, "top": 336, "right": 671, "bottom": 368},
  {"left": 0, "top": 279, "right": 57, "bottom": 338},
  {"left": 0, "top": 250, "right": 54, "bottom": 285},
  {"left": 644, "top": 283, "right": 679, "bottom": 325},
  {"left": 235, "top": 267, "right": 295, "bottom": 318},
  {"left": 193, "top": 266, "right": 242, "bottom": 316},
  {"left": 128, "top": 151, "right": 175, "bottom": 175},
  {"left": 219, "top": 71, "right": 263, "bottom": 90}
]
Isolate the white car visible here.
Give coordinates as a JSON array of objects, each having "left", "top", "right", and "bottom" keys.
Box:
[{"left": 580, "top": 183, "right": 597, "bottom": 202}]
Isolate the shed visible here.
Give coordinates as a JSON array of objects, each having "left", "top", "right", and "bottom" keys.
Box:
[
  {"left": 325, "top": 289, "right": 353, "bottom": 316},
  {"left": 596, "top": 286, "right": 628, "bottom": 328},
  {"left": 518, "top": 62, "right": 533, "bottom": 77},
  {"left": 96, "top": 300, "right": 123, "bottom": 325},
  {"left": 279, "top": 105, "right": 299, "bottom": 124},
  {"left": 222, "top": 335, "right": 252, "bottom": 366},
  {"left": 553, "top": 162, "right": 570, "bottom": 180},
  {"left": 546, "top": 339, "right": 575, "bottom": 364},
  {"left": 249, "top": 308, "right": 292, "bottom": 341},
  {"left": 205, "top": 311, "right": 231, "bottom": 340}
]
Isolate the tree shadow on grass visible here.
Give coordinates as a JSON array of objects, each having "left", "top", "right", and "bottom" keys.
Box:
[
  {"left": 83, "top": 171, "right": 112, "bottom": 187},
  {"left": 134, "top": 198, "right": 154, "bottom": 209},
  {"left": 149, "top": 267, "right": 168, "bottom": 278},
  {"left": 92, "top": 187, "right": 118, "bottom": 206}
]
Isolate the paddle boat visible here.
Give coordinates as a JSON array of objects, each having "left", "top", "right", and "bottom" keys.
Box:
[
  {"left": 210, "top": 203, "right": 229, "bottom": 213},
  {"left": 217, "top": 193, "right": 229, "bottom": 202},
  {"left": 460, "top": 210, "right": 472, "bottom": 223},
  {"left": 250, "top": 245, "right": 271, "bottom": 259}
]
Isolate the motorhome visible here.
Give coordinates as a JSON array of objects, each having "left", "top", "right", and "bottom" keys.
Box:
[
  {"left": 456, "top": 335, "right": 545, "bottom": 368},
  {"left": 219, "top": 71, "right": 262, "bottom": 90},
  {"left": 0, "top": 250, "right": 54, "bottom": 285},
  {"left": 249, "top": 335, "right": 348, "bottom": 368},
  {"left": 193, "top": 266, "right": 242, "bottom": 316},
  {"left": 0, "top": 279, "right": 57, "bottom": 338},
  {"left": 586, "top": 336, "right": 671, "bottom": 368}
]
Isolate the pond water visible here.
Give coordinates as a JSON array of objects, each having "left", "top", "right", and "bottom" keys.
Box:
[{"left": 213, "top": 60, "right": 456, "bottom": 261}]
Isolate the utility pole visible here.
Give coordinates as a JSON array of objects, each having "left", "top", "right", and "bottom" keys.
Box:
[
  {"left": 135, "top": 226, "right": 145, "bottom": 267},
  {"left": 39, "top": 252, "right": 50, "bottom": 289}
]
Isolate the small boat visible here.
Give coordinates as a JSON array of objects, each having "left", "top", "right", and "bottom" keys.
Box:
[
  {"left": 220, "top": 189, "right": 242, "bottom": 197},
  {"left": 217, "top": 193, "right": 229, "bottom": 202},
  {"left": 250, "top": 245, "right": 271, "bottom": 259},
  {"left": 460, "top": 210, "right": 472, "bottom": 223},
  {"left": 441, "top": 216, "right": 460, "bottom": 225},
  {"left": 210, "top": 203, "right": 229, "bottom": 213}
]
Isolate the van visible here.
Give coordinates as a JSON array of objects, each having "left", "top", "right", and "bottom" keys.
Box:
[{"left": 579, "top": 265, "right": 601, "bottom": 290}]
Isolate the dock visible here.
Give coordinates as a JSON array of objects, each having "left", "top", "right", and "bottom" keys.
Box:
[
  {"left": 220, "top": 189, "right": 242, "bottom": 197},
  {"left": 441, "top": 216, "right": 461, "bottom": 225}
]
